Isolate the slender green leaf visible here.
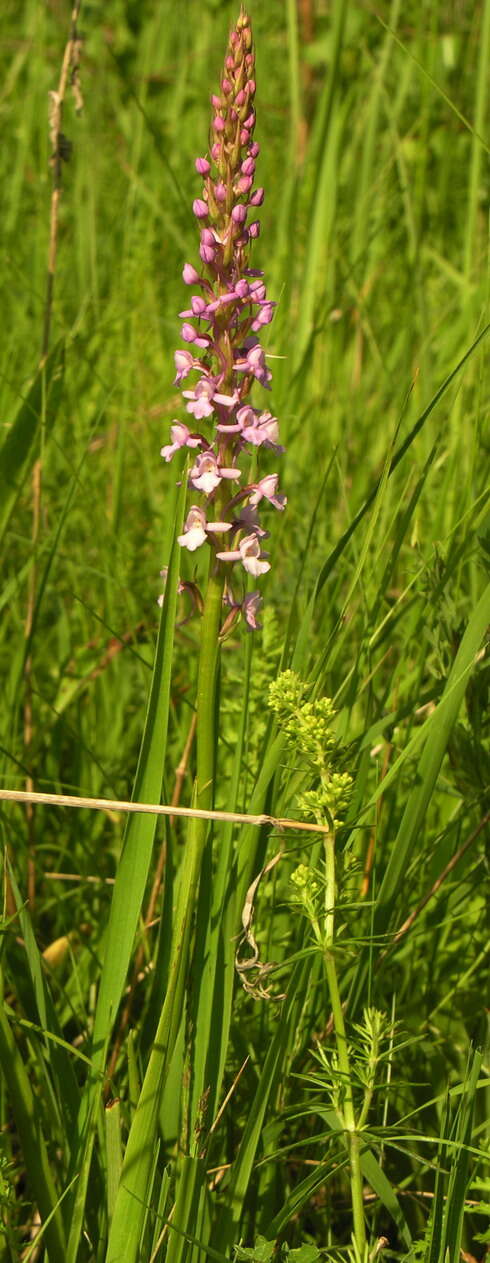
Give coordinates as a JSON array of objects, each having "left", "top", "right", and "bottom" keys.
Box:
[
  {"left": 0, "top": 341, "right": 64, "bottom": 542},
  {"left": 0, "top": 1000, "right": 66, "bottom": 1263}
]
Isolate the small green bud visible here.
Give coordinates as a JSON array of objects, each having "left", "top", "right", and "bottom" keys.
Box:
[
  {"left": 268, "top": 670, "right": 306, "bottom": 718},
  {"left": 290, "top": 863, "right": 319, "bottom": 896},
  {"left": 297, "top": 771, "right": 353, "bottom": 827}
]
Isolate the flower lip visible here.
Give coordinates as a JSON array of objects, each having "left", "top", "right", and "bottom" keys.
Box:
[
  {"left": 190, "top": 450, "right": 241, "bottom": 494},
  {"left": 248, "top": 474, "right": 286, "bottom": 510},
  {"left": 161, "top": 422, "right": 202, "bottom": 463},
  {"left": 183, "top": 378, "right": 238, "bottom": 420},
  {"left": 178, "top": 505, "right": 233, "bottom": 552},
  {"left": 239, "top": 533, "right": 270, "bottom": 576},
  {"left": 178, "top": 506, "right": 208, "bottom": 551},
  {"left": 234, "top": 406, "right": 283, "bottom": 451},
  {"left": 217, "top": 531, "right": 270, "bottom": 576},
  {"left": 173, "top": 348, "right": 203, "bottom": 384},
  {"left": 234, "top": 339, "right": 272, "bottom": 387}
]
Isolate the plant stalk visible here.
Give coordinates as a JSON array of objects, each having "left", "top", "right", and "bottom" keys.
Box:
[
  {"left": 324, "top": 833, "right": 366, "bottom": 1259},
  {"left": 195, "top": 563, "right": 225, "bottom": 808}
]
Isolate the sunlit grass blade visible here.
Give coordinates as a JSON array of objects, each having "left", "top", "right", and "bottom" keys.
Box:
[
  {"left": 441, "top": 1047, "right": 482, "bottom": 1261},
  {"left": 427, "top": 1096, "right": 451, "bottom": 1263},
  {"left": 165, "top": 1156, "right": 206, "bottom": 1263},
  {"left": 0, "top": 340, "right": 64, "bottom": 544}
]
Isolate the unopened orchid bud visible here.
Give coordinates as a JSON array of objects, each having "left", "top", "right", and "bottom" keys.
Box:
[
  {"left": 231, "top": 203, "right": 247, "bottom": 224},
  {"left": 252, "top": 303, "right": 274, "bottom": 329},
  {"left": 183, "top": 262, "right": 200, "bottom": 285},
  {"left": 193, "top": 198, "right": 208, "bottom": 219},
  {"left": 200, "top": 241, "right": 215, "bottom": 263},
  {"left": 181, "top": 322, "right": 198, "bottom": 343},
  {"left": 235, "top": 175, "right": 252, "bottom": 195},
  {"left": 195, "top": 157, "right": 210, "bottom": 175}
]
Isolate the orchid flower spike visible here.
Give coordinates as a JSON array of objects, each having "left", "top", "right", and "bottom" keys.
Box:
[{"left": 160, "top": 9, "right": 285, "bottom": 628}]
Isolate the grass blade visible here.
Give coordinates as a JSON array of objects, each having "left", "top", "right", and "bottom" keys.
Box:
[
  {"left": 0, "top": 341, "right": 64, "bottom": 543},
  {"left": 0, "top": 1001, "right": 66, "bottom": 1263}
]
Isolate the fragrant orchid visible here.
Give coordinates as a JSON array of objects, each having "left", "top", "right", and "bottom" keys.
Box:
[{"left": 161, "top": 8, "right": 285, "bottom": 629}]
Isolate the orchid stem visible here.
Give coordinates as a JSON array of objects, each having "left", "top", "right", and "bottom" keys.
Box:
[{"left": 196, "top": 562, "right": 225, "bottom": 810}]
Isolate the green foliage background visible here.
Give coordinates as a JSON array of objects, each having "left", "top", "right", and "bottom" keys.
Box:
[{"left": 0, "top": 0, "right": 489, "bottom": 1259}]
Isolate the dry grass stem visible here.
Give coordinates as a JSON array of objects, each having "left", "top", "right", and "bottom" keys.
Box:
[
  {"left": 24, "top": 0, "right": 83, "bottom": 910},
  {"left": 0, "top": 787, "right": 331, "bottom": 834}
]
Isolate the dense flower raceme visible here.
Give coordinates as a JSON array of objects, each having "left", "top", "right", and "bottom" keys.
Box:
[{"left": 160, "top": 9, "right": 285, "bottom": 632}]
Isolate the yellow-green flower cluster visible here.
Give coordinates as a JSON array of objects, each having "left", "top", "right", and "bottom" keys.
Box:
[
  {"left": 268, "top": 670, "right": 353, "bottom": 828},
  {"left": 269, "top": 672, "right": 336, "bottom": 755},
  {"left": 290, "top": 862, "right": 319, "bottom": 898},
  {"left": 297, "top": 772, "right": 353, "bottom": 829}
]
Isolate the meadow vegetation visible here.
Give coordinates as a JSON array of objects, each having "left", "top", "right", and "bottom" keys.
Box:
[{"left": 0, "top": 1, "right": 489, "bottom": 1260}]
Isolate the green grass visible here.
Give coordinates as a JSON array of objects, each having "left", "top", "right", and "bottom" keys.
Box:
[{"left": 0, "top": 1, "right": 489, "bottom": 1261}]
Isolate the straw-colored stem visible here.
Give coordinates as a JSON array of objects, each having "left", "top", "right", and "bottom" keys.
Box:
[{"left": 23, "top": 0, "right": 82, "bottom": 910}]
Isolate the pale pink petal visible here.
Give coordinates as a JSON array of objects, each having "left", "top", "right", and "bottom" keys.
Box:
[
  {"left": 216, "top": 548, "right": 241, "bottom": 562},
  {"left": 238, "top": 534, "right": 270, "bottom": 576},
  {"left": 178, "top": 525, "right": 207, "bottom": 551}
]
